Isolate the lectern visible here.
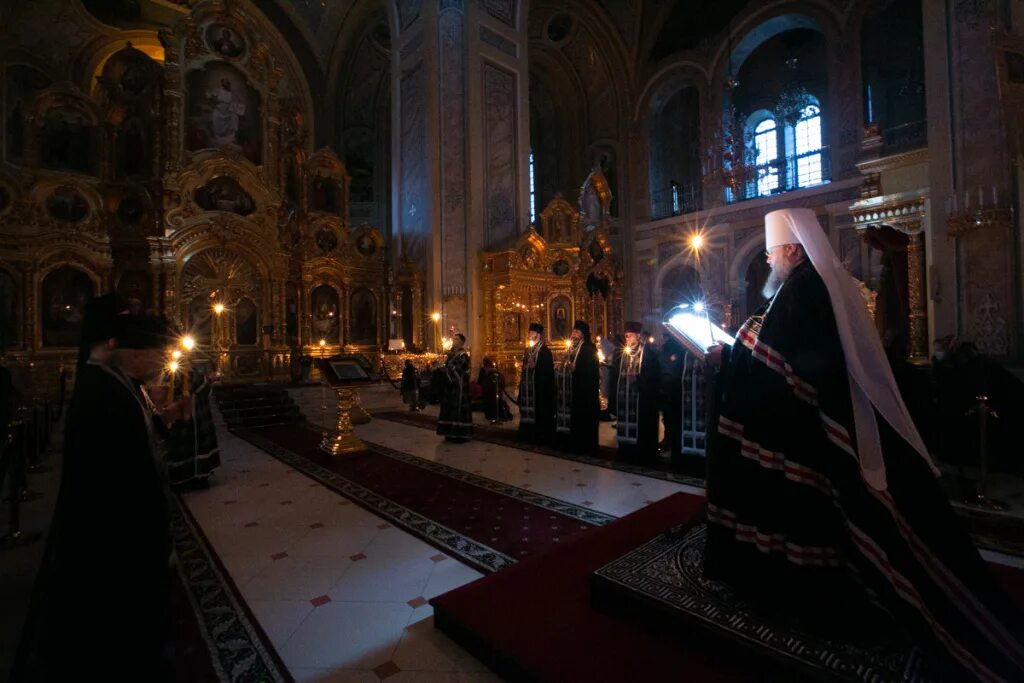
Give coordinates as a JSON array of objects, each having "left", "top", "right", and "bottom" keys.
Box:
[{"left": 314, "top": 356, "right": 375, "bottom": 455}]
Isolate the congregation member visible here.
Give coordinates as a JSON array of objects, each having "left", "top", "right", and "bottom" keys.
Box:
[
  {"left": 705, "top": 207, "right": 1024, "bottom": 681},
  {"left": 554, "top": 320, "right": 600, "bottom": 453},
  {"left": 613, "top": 321, "right": 661, "bottom": 461},
  {"left": 436, "top": 333, "right": 473, "bottom": 442},
  {"left": 477, "top": 356, "right": 509, "bottom": 424},
  {"left": 517, "top": 322, "right": 554, "bottom": 444},
  {"left": 400, "top": 358, "right": 421, "bottom": 411}
]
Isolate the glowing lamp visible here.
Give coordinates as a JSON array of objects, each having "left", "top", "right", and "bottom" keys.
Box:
[
  {"left": 692, "top": 301, "right": 705, "bottom": 314},
  {"left": 431, "top": 312, "right": 441, "bottom": 322},
  {"left": 319, "top": 338, "right": 327, "bottom": 348},
  {"left": 168, "top": 360, "right": 179, "bottom": 373},
  {"left": 213, "top": 303, "right": 225, "bottom": 315},
  {"left": 527, "top": 339, "right": 536, "bottom": 348},
  {"left": 689, "top": 233, "right": 704, "bottom": 250},
  {"left": 181, "top": 335, "right": 196, "bottom": 351},
  {"left": 171, "top": 350, "right": 182, "bottom": 360}
]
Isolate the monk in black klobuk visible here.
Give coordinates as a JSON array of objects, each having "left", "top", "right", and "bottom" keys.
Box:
[
  {"left": 517, "top": 322, "right": 555, "bottom": 444},
  {"left": 436, "top": 333, "right": 473, "bottom": 442},
  {"left": 555, "top": 320, "right": 600, "bottom": 453},
  {"left": 614, "top": 321, "right": 661, "bottom": 461}
]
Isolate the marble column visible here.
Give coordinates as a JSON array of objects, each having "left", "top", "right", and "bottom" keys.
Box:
[{"left": 392, "top": 0, "right": 530, "bottom": 362}]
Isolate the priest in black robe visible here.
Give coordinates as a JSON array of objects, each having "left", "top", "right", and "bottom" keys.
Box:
[
  {"left": 555, "top": 320, "right": 600, "bottom": 453},
  {"left": 705, "top": 208, "right": 1024, "bottom": 681},
  {"left": 614, "top": 321, "right": 661, "bottom": 461},
  {"left": 517, "top": 322, "right": 554, "bottom": 444},
  {"left": 17, "top": 311, "right": 176, "bottom": 681},
  {"left": 658, "top": 333, "right": 686, "bottom": 457},
  {"left": 436, "top": 333, "right": 473, "bottom": 442}
]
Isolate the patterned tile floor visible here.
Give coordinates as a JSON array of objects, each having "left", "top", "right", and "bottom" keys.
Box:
[
  {"left": 179, "top": 384, "right": 1023, "bottom": 681},
  {"left": 180, "top": 385, "right": 703, "bottom": 682}
]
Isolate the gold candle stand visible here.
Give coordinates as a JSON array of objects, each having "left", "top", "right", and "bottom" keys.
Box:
[{"left": 319, "top": 386, "right": 368, "bottom": 455}]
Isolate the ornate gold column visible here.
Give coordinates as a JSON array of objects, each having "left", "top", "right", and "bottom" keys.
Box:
[{"left": 905, "top": 225, "right": 928, "bottom": 363}]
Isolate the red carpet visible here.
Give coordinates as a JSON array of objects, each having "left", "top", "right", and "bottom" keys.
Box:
[
  {"left": 242, "top": 424, "right": 614, "bottom": 572},
  {"left": 431, "top": 492, "right": 1024, "bottom": 683}
]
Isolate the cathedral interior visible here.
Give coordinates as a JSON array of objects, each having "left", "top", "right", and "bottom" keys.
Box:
[{"left": 3, "top": 0, "right": 1024, "bottom": 681}]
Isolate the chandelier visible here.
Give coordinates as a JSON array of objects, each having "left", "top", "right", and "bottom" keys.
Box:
[
  {"left": 702, "top": 103, "right": 756, "bottom": 201},
  {"left": 774, "top": 58, "right": 814, "bottom": 126}
]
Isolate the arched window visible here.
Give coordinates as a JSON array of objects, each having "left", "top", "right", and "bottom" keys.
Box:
[
  {"left": 752, "top": 116, "right": 779, "bottom": 197},
  {"left": 528, "top": 149, "right": 537, "bottom": 224},
  {"left": 793, "top": 104, "right": 823, "bottom": 187}
]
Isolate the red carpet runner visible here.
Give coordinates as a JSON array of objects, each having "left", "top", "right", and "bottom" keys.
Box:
[
  {"left": 239, "top": 424, "right": 614, "bottom": 572},
  {"left": 431, "top": 492, "right": 1024, "bottom": 683}
]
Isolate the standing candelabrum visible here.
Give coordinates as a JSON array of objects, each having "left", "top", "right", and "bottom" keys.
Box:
[
  {"left": 963, "top": 395, "right": 1008, "bottom": 512},
  {"left": 318, "top": 338, "right": 328, "bottom": 439},
  {"left": 430, "top": 311, "right": 441, "bottom": 353}
]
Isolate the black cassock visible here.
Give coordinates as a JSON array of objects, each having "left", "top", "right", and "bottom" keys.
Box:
[
  {"left": 555, "top": 340, "right": 600, "bottom": 453},
  {"left": 17, "top": 362, "right": 171, "bottom": 680},
  {"left": 477, "top": 366, "right": 508, "bottom": 423},
  {"left": 517, "top": 342, "right": 554, "bottom": 443},
  {"left": 436, "top": 348, "right": 473, "bottom": 440},
  {"left": 708, "top": 260, "right": 1024, "bottom": 680},
  {"left": 614, "top": 343, "right": 661, "bottom": 460},
  {"left": 166, "top": 372, "right": 220, "bottom": 487}
]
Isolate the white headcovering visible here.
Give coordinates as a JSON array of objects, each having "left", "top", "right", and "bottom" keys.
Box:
[{"left": 764, "top": 208, "right": 938, "bottom": 490}]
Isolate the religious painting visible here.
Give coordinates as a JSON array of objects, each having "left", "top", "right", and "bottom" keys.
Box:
[
  {"left": 41, "top": 266, "right": 94, "bottom": 347},
  {"left": 206, "top": 23, "right": 246, "bottom": 59},
  {"left": 188, "top": 297, "right": 212, "bottom": 345},
  {"left": 46, "top": 187, "right": 89, "bottom": 223},
  {"left": 117, "top": 192, "right": 146, "bottom": 225},
  {"left": 502, "top": 313, "right": 521, "bottom": 342},
  {"left": 551, "top": 212, "right": 571, "bottom": 243},
  {"left": 41, "top": 107, "right": 99, "bottom": 175},
  {"left": 0, "top": 269, "right": 20, "bottom": 348},
  {"left": 588, "top": 240, "right": 604, "bottom": 263},
  {"left": 315, "top": 228, "right": 338, "bottom": 254},
  {"left": 5, "top": 65, "right": 52, "bottom": 164},
  {"left": 235, "top": 297, "right": 258, "bottom": 345},
  {"left": 116, "top": 117, "right": 150, "bottom": 178},
  {"left": 194, "top": 176, "right": 255, "bottom": 215},
  {"left": 310, "top": 176, "right": 341, "bottom": 215},
  {"left": 349, "top": 288, "right": 376, "bottom": 345},
  {"left": 551, "top": 259, "right": 570, "bottom": 276},
  {"left": 311, "top": 284, "right": 340, "bottom": 343},
  {"left": 185, "top": 62, "right": 262, "bottom": 164},
  {"left": 117, "top": 270, "right": 152, "bottom": 314},
  {"left": 549, "top": 295, "right": 572, "bottom": 341},
  {"left": 355, "top": 233, "right": 376, "bottom": 256},
  {"left": 285, "top": 281, "right": 299, "bottom": 346}
]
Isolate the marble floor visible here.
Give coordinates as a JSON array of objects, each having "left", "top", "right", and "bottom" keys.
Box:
[
  {"left": 5, "top": 383, "right": 1022, "bottom": 682},
  {"left": 178, "top": 384, "right": 704, "bottom": 682}
]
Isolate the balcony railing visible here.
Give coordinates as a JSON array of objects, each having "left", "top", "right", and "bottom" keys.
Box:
[
  {"left": 881, "top": 119, "right": 927, "bottom": 154},
  {"left": 725, "top": 146, "right": 831, "bottom": 204},
  {"left": 650, "top": 181, "right": 703, "bottom": 221}
]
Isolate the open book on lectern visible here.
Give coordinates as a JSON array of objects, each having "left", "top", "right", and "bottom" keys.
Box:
[{"left": 661, "top": 304, "right": 736, "bottom": 361}]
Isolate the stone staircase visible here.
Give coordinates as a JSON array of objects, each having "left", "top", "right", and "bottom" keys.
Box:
[{"left": 214, "top": 385, "right": 305, "bottom": 430}]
